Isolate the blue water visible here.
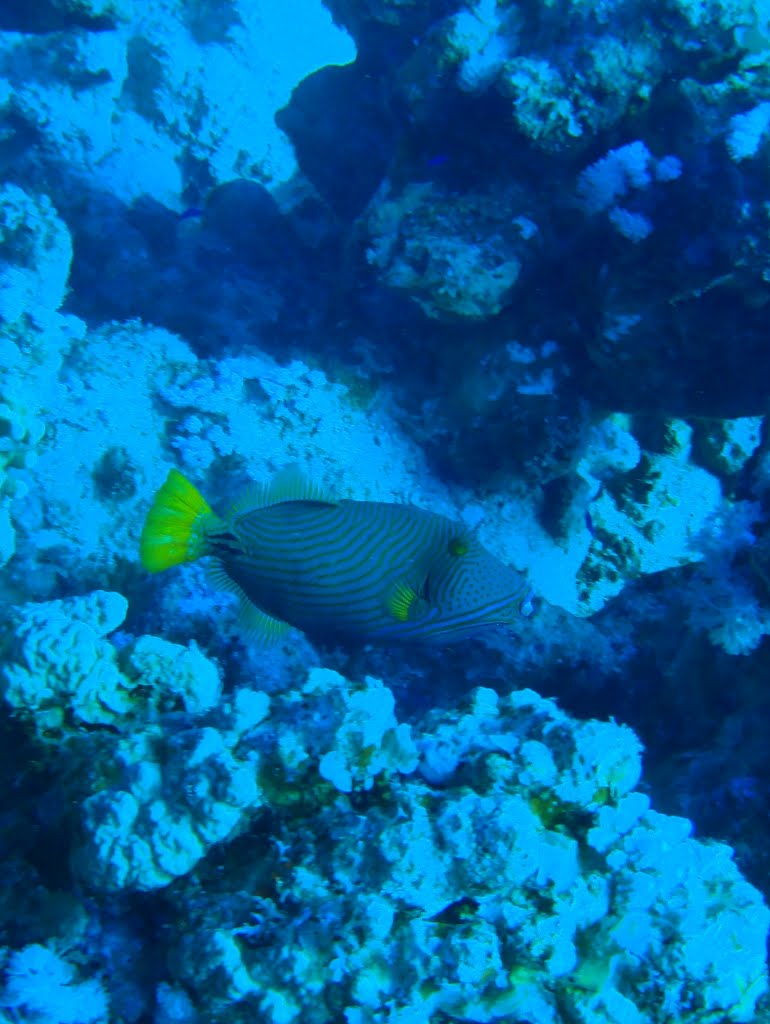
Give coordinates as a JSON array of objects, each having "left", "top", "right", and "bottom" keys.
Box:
[{"left": 1, "top": 1, "right": 770, "bottom": 1021}]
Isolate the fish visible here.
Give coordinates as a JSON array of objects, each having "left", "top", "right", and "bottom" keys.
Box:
[
  {"left": 139, "top": 467, "right": 533, "bottom": 646},
  {"left": 178, "top": 207, "right": 204, "bottom": 222},
  {"left": 426, "top": 896, "right": 480, "bottom": 925}
]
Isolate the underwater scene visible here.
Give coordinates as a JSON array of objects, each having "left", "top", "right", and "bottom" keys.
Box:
[{"left": 3, "top": 0, "right": 770, "bottom": 1021}]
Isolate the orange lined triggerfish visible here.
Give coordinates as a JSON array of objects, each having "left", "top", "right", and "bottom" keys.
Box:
[{"left": 140, "top": 468, "right": 534, "bottom": 645}]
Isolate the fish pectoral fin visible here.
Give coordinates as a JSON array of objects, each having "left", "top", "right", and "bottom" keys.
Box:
[{"left": 384, "top": 579, "right": 423, "bottom": 623}]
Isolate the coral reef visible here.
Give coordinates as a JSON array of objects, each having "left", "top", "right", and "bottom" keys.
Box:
[
  {"left": 2, "top": 0, "right": 770, "bottom": 1019},
  {"left": 364, "top": 182, "right": 538, "bottom": 320},
  {"left": 2, "top": 592, "right": 769, "bottom": 1021},
  {"left": 0, "top": 0, "right": 355, "bottom": 205}
]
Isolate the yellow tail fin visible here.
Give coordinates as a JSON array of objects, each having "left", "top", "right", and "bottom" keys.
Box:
[{"left": 140, "top": 469, "right": 216, "bottom": 573}]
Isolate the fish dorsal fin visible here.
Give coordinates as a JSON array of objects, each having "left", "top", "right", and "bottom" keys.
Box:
[
  {"left": 206, "top": 559, "right": 291, "bottom": 646},
  {"left": 225, "top": 483, "right": 271, "bottom": 520},
  {"left": 267, "top": 464, "right": 337, "bottom": 505},
  {"left": 226, "top": 465, "right": 337, "bottom": 519}
]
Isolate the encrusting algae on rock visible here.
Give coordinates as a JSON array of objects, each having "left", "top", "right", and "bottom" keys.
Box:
[{"left": 140, "top": 467, "right": 533, "bottom": 645}]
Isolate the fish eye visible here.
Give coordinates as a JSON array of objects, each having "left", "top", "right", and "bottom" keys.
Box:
[{"left": 448, "top": 536, "right": 469, "bottom": 557}]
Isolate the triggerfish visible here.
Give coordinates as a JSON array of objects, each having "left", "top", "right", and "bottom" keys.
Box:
[{"left": 140, "top": 468, "right": 534, "bottom": 645}]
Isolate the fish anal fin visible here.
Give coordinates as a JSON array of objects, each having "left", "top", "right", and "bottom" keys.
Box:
[
  {"left": 237, "top": 601, "right": 292, "bottom": 646},
  {"left": 206, "top": 558, "right": 240, "bottom": 594},
  {"left": 206, "top": 559, "right": 291, "bottom": 645}
]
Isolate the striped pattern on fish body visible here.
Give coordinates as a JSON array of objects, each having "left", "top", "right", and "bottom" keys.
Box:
[{"left": 140, "top": 469, "right": 533, "bottom": 645}]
